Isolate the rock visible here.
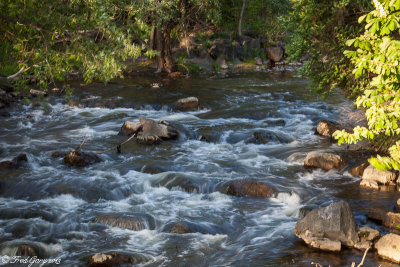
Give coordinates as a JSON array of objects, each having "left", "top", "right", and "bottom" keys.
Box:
[
  {"left": 367, "top": 208, "right": 400, "bottom": 229},
  {"left": 29, "top": 89, "right": 47, "bottom": 97},
  {"left": 140, "top": 165, "right": 165, "bottom": 174},
  {"left": 375, "top": 233, "right": 400, "bottom": 263},
  {"left": 200, "top": 133, "right": 216, "bottom": 143},
  {"left": 168, "top": 223, "right": 191, "bottom": 234},
  {"left": 397, "top": 198, "right": 400, "bottom": 211},
  {"left": 294, "top": 201, "right": 359, "bottom": 251},
  {"left": 315, "top": 120, "right": 340, "bottom": 138},
  {"left": 63, "top": 149, "right": 101, "bottom": 167},
  {"left": 349, "top": 163, "right": 368, "bottom": 177},
  {"left": 87, "top": 252, "right": 135, "bottom": 267},
  {"left": 0, "top": 153, "right": 28, "bottom": 169},
  {"left": 138, "top": 118, "right": 179, "bottom": 142},
  {"left": 304, "top": 151, "right": 345, "bottom": 171},
  {"left": 254, "top": 57, "right": 262, "bottom": 65},
  {"left": 93, "top": 214, "right": 151, "bottom": 231},
  {"left": 216, "top": 56, "right": 228, "bottom": 70},
  {"left": 226, "top": 180, "right": 274, "bottom": 197},
  {"left": 298, "top": 207, "right": 312, "bottom": 219},
  {"left": 16, "top": 245, "right": 37, "bottom": 257},
  {"left": 118, "top": 121, "right": 141, "bottom": 136},
  {"left": 360, "top": 165, "right": 397, "bottom": 189},
  {"left": 266, "top": 46, "right": 284, "bottom": 62},
  {"left": 354, "top": 226, "right": 380, "bottom": 250},
  {"left": 246, "top": 130, "right": 290, "bottom": 144},
  {"left": 168, "top": 72, "right": 185, "bottom": 79},
  {"left": 173, "top": 97, "right": 199, "bottom": 111}
]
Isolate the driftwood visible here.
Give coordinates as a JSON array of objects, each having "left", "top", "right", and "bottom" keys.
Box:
[{"left": 74, "top": 133, "right": 137, "bottom": 155}]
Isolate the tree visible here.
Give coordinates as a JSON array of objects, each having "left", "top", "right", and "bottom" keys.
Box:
[{"left": 334, "top": 0, "right": 400, "bottom": 170}]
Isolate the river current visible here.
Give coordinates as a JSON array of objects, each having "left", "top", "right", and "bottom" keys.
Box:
[{"left": 0, "top": 70, "right": 398, "bottom": 266}]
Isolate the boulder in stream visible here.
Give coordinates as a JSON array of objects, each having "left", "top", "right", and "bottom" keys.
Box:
[
  {"left": 226, "top": 180, "right": 274, "bottom": 197},
  {"left": 136, "top": 118, "right": 179, "bottom": 145},
  {"left": 294, "top": 200, "right": 359, "bottom": 252},
  {"left": 349, "top": 163, "right": 368, "bottom": 177},
  {"left": 0, "top": 153, "right": 28, "bottom": 169},
  {"left": 93, "top": 214, "right": 154, "bottom": 231},
  {"left": 63, "top": 149, "right": 101, "bottom": 167},
  {"left": 360, "top": 165, "right": 398, "bottom": 190},
  {"left": 266, "top": 46, "right": 284, "bottom": 62},
  {"left": 315, "top": 120, "right": 340, "bottom": 139},
  {"left": 375, "top": 233, "right": 400, "bottom": 263},
  {"left": 173, "top": 97, "right": 199, "bottom": 111},
  {"left": 366, "top": 207, "right": 400, "bottom": 229},
  {"left": 304, "top": 151, "right": 345, "bottom": 171},
  {"left": 118, "top": 121, "right": 141, "bottom": 136},
  {"left": 87, "top": 252, "right": 135, "bottom": 267},
  {"left": 246, "top": 130, "right": 290, "bottom": 144},
  {"left": 164, "top": 223, "right": 192, "bottom": 234}
]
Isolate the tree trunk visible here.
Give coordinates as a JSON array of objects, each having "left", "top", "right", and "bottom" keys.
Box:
[
  {"left": 162, "top": 27, "right": 173, "bottom": 73},
  {"left": 149, "top": 27, "right": 156, "bottom": 50},
  {"left": 238, "top": 0, "right": 246, "bottom": 36},
  {"left": 155, "top": 27, "right": 165, "bottom": 73},
  {"left": 154, "top": 26, "right": 174, "bottom": 73}
]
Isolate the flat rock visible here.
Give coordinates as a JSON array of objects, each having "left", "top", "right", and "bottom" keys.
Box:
[
  {"left": 304, "top": 151, "right": 345, "bottom": 171},
  {"left": 349, "top": 163, "right": 369, "bottom": 177},
  {"left": 375, "top": 233, "right": 400, "bottom": 263},
  {"left": 226, "top": 180, "right": 274, "bottom": 197},
  {"left": 173, "top": 97, "right": 199, "bottom": 112},
  {"left": 361, "top": 165, "right": 397, "bottom": 189},
  {"left": 294, "top": 201, "right": 359, "bottom": 251}
]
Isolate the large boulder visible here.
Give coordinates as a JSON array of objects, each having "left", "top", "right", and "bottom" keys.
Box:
[
  {"left": 93, "top": 214, "right": 154, "bottom": 231},
  {"left": 63, "top": 149, "right": 101, "bottom": 167},
  {"left": 136, "top": 118, "right": 179, "bottom": 144},
  {"left": 226, "top": 180, "right": 274, "bottom": 197},
  {"left": 173, "top": 97, "right": 199, "bottom": 112},
  {"left": 0, "top": 153, "right": 28, "bottom": 169},
  {"left": 375, "top": 234, "right": 400, "bottom": 263},
  {"left": 304, "top": 152, "right": 345, "bottom": 171},
  {"left": 87, "top": 252, "right": 135, "bottom": 267},
  {"left": 266, "top": 46, "right": 284, "bottom": 62},
  {"left": 315, "top": 120, "right": 340, "bottom": 139},
  {"left": 118, "top": 121, "right": 141, "bottom": 136},
  {"left": 360, "top": 165, "right": 398, "bottom": 189},
  {"left": 294, "top": 201, "right": 359, "bottom": 251}
]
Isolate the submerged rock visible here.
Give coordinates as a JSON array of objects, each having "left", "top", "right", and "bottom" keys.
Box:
[
  {"left": 63, "top": 149, "right": 101, "bottom": 167},
  {"left": 349, "top": 163, "right": 368, "bottom": 177},
  {"left": 375, "top": 233, "right": 400, "bottom": 263},
  {"left": 304, "top": 151, "right": 345, "bottom": 171},
  {"left": 0, "top": 153, "right": 28, "bottom": 169},
  {"left": 93, "top": 214, "right": 154, "bottom": 231},
  {"left": 315, "top": 120, "right": 340, "bottom": 139},
  {"left": 226, "top": 180, "right": 274, "bottom": 197},
  {"left": 360, "top": 165, "right": 398, "bottom": 190},
  {"left": 173, "top": 97, "right": 199, "bottom": 112},
  {"left": 16, "top": 244, "right": 37, "bottom": 257},
  {"left": 87, "top": 252, "right": 136, "bottom": 267},
  {"left": 164, "top": 223, "right": 191, "bottom": 234},
  {"left": 294, "top": 201, "right": 358, "bottom": 252},
  {"left": 246, "top": 130, "right": 290, "bottom": 144}
]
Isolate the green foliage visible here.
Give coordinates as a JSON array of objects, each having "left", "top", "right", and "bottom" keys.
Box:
[
  {"left": 333, "top": 0, "right": 400, "bottom": 170},
  {"left": 285, "top": 0, "right": 372, "bottom": 96},
  {"left": 0, "top": 0, "right": 144, "bottom": 88},
  {"left": 219, "top": 0, "right": 290, "bottom": 39}
]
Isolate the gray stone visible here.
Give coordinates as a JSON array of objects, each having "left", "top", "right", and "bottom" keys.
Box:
[{"left": 294, "top": 201, "right": 359, "bottom": 251}]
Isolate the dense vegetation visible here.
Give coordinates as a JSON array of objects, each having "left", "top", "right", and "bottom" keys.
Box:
[{"left": 1, "top": 0, "right": 400, "bottom": 169}]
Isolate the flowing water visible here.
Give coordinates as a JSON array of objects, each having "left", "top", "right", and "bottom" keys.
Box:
[{"left": 0, "top": 70, "right": 399, "bottom": 266}]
